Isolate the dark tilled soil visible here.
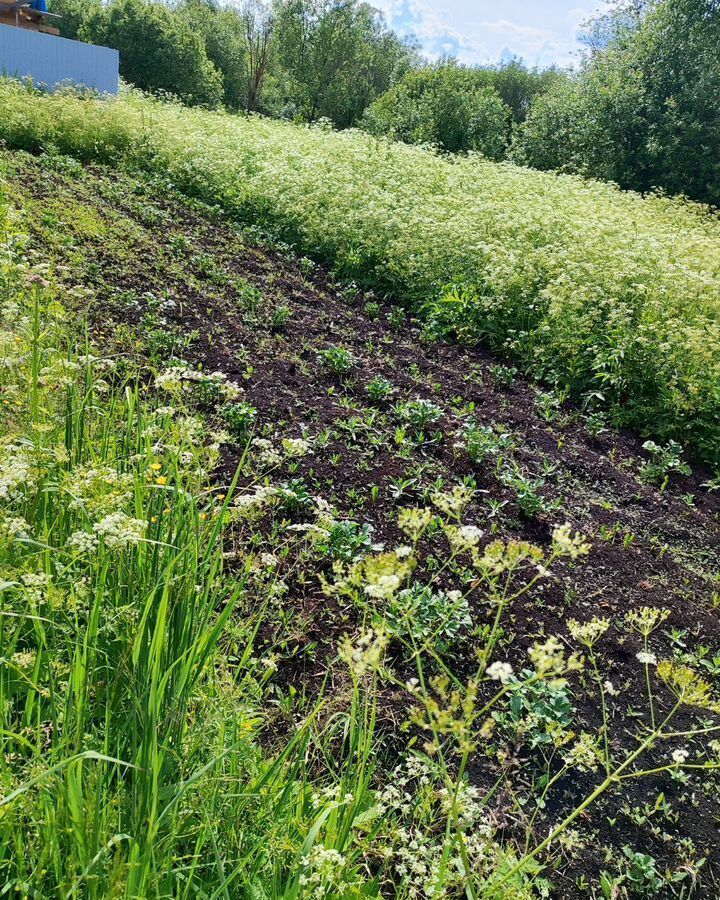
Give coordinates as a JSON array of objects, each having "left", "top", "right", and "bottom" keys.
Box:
[{"left": 5, "top": 151, "right": 720, "bottom": 898}]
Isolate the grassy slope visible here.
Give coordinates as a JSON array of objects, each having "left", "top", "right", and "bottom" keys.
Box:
[
  {"left": 2, "top": 150, "right": 720, "bottom": 897},
  {"left": 1, "top": 83, "right": 720, "bottom": 464}
]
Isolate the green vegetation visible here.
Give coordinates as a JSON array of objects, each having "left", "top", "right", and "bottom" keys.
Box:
[
  {"left": 361, "top": 61, "right": 560, "bottom": 157},
  {"left": 2, "top": 149, "right": 720, "bottom": 897},
  {"left": 512, "top": 0, "right": 720, "bottom": 205},
  {"left": 49, "top": 0, "right": 720, "bottom": 208},
  {"left": 2, "top": 82, "right": 720, "bottom": 466},
  {"left": 53, "top": 0, "right": 417, "bottom": 121}
]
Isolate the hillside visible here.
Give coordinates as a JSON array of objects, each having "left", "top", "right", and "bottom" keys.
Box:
[
  {"left": 2, "top": 147, "right": 720, "bottom": 897},
  {"left": 2, "top": 83, "right": 720, "bottom": 465}
]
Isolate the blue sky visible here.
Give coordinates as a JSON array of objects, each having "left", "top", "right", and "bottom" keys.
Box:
[{"left": 374, "top": 0, "right": 608, "bottom": 69}]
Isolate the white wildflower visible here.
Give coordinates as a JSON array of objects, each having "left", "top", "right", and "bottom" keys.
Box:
[
  {"left": 67, "top": 530, "right": 100, "bottom": 554},
  {"left": 11, "top": 650, "right": 37, "bottom": 669},
  {"left": 282, "top": 437, "right": 311, "bottom": 457},
  {"left": 551, "top": 523, "right": 591, "bottom": 559},
  {"left": 447, "top": 523, "right": 484, "bottom": 552},
  {"left": 567, "top": 617, "right": 610, "bottom": 648},
  {"left": 431, "top": 485, "right": 474, "bottom": 518},
  {"left": 0, "top": 516, "right": 30, "bottom": 539},
  {"left": 338, "top": 628, "right": 387, "bottom": 677},
  {"left": 563, "top": 733, "right": 602, "bottom": 773},
  {"left": 93, "top": 512, "right": 147, "bottom": 549},
  {"left": 364, "top": 573, "right": 401, "bottom": 600},
  {"left": 486, "top": 661, "right": 514, "bottom": 683},
  {"left": 22, "top": 572, "right": 50, "bottom": 602},
  {"left": 0, "top": 447, "right": 33, "bottom": 500}
]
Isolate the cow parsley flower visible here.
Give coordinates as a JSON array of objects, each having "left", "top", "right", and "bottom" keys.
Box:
[
  {"left": 486, "top": 661, "right": 514, "bottom": 683},
  {"left": 0, "top": 447, "right": 33, "bottom": 500},
  {"left": 567, "top": 617, "right": 610, "bottom": 648},
  {"left": 67, "top": 530, "right": 100, "bottom": 554},
  {"left": 447, "top": 524, "right": 484, "bottom": 553},
  {"left": 93, "top": 512, "right": 147, "bottom": 549}
]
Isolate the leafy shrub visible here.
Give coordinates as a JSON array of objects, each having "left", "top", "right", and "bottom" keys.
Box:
[
  {"left": 640, "top": 439, "right": 692, "bottom": 487},
  {"left": 270, "top": 304, "right": 292, "bottom": 331},
  {"left": 462, "top": 422, "right": 514, "bottom": 465},
  {"left": 362, "top": 63, "right": 512, "bottom": 158},
  {"left": 366, "top": 375, "right": 394, "bottom": 403},
  {"left": 500, "top": 468, "right": 556, "bottom": 518},
  {"left": 620, "top": 847, "right": 665, "bottom": 896},
  {"left": 387, "top": 306, "right": 407, "bottom": 329},
  {"left": 278, "top": 477, "right": 313, "bottom": 514},
  {"left": 512, "top": 0, "right": 720, "bottom": 207},
  {"left": 394, "top": 398, "right": 444, "bottom": 430},
  {"left": 318, "top": 520, "right": 374, "bottom": 563},
  {"left": 499, "top": 678, "right": 574, "bottom": 749},
  {"left": 83, "top": 0, "right": 224, "bottom": 107}
]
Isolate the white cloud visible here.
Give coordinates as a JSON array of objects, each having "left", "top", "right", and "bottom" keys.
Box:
[{"left": 378, "top": 0, "right": 602, "bottom": 68}]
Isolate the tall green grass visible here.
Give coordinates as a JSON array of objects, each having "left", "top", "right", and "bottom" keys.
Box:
[
  {"left": 1, "top": 81, "right": 719, "bottom": 464},
  {"left": 0, "top": 198, "right": 381, "bottom": 898}
]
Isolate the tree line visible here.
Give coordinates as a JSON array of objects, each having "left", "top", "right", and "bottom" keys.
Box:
[
  {"left": 53, "top": 0, "right": 419, "bottom": 125},
  {"left": 52, "top": 0, "right": 719, "bottom": 206},
  {"left": 513, "top": 0, "right": 720, "bottom": 206}
]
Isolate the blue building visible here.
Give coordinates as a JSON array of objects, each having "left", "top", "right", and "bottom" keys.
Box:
[{"left": 0, "top": 4, "right": 118, "bottom": 94}]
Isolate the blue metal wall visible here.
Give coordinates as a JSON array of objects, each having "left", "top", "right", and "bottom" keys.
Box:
[{"left": 0, "top": 24, "right": 118, "bottom": 94}]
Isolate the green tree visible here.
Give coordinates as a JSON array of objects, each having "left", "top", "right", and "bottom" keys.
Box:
[
  {"left": 273, "top": 0, "right": 414, "bottom": 126},
  {"left": 513, "top": 0, "right": 720, "bottom": 205},
  {"left": 50, "top": 0, "right": 101, "bottom": 40},
  {"left": 362, "top": 62, "right": 513, "bottom": 157},
  {"left": 83, "top": 0, "right": 224, "bottom": 107},
  {"left": 178, "top": 0, "right": 249, "bottom": 109},
  {"left": 241, "top": 0, "right": 274, "bottom": 112},
  {"left": 491, "top": 59, "right": 566, "bottom": 122}
]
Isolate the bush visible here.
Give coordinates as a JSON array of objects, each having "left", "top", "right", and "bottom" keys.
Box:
[
  {"left": 363, "top": 63, "right": 512, "bottom": 157},
  {"left": 83, "top": 0, "right": 224, "bottom": 107}
]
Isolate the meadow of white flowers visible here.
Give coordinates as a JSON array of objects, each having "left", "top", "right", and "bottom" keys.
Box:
[{"left": 2, "top": 81, "right": 720, "bottom": 463}]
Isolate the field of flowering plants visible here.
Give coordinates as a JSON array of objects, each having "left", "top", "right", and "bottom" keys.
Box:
[
  {"left": 1, "top": 97, "right": 720, "bottom": 898},
  {"left": 1, "top": 81, "right": 720, "bottom": 466}
]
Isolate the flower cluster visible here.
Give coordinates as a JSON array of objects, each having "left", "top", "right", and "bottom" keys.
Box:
[
  {"left": 657, "top": 660, "right": 719, "bottom": 711},
  {"left": 338, "top": 628, "right": 388, "bottom": 678},
  {"left": 563, "top": 733, "right": 602, "bottom": 773},
  {"left": 64, "top": 465, "right": 134, "bottom": 518},
  {"left": 0, "top": 445, "right": 33, "bottom": 501},
  {"left": 93, "top": 512, "right": 147, "bottom": 550},
  {"left": 626, "top": 605, "right": 670, "bottom": 637},
  {"left": 155, "top": 366, "right": 242, "bottom": 401},
  {"left": 431, "top": 485, "right": 474, "bottom": 520},
  {"left": 567, "top": 617, "right": 610, "bottom": 649},
  {"left": 67, "top": 530, "right": 100, "bottom": 554},
  {"left": 550, "top": 524, "right": 591, "bottom": 559},
  {"left": 485, "top": 660, "right": 514, "bottom": 684},
  {"left": 528, "top": 636, "right": 582, "bottom": 682},
  {"left": 298, "top": 847, "right": 364, "bottom": 898}
]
